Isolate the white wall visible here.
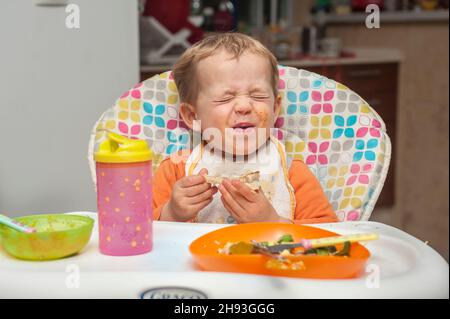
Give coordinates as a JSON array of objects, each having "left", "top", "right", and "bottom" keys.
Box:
[{"left": 0, "top": 0, "right": 139, "bottom": 216}]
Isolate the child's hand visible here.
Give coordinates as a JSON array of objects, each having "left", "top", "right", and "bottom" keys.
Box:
[
  {"left": 162, "top": 168, "right": 218, "bottom": 222},
  {"left": 219, "top": 179, "right": 289, "bottom": 223}
]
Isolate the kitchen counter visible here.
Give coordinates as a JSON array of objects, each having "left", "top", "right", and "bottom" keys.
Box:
[
  {"left": 279, "top": 48, "right": 403, "bottom": 67},
  {"left": 140, "top": 48, "right": 403, "bottom": 73}
]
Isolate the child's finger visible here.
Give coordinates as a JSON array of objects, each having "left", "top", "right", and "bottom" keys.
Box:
[
  {"left": 222, "top": 199, "right": 241, "bottom": 223},
  {"left": 184, "top": 182, "right": 212, "bottom": 197},
  {"left": 230, "top": 180, "right": 258, "bottom": 202},
  {"left": 198, "top": 168, "right": 208, "bottom": 176},
  {"left": 180, "top": 174, "right": 207, "bottom": 187},
  {"left": 192, "top": 196, "right": 214, "bottom": 212},
  {"left": 219, "top": 184, "right": 245, "bottom": 217},
  {"left": 190, "top": 186, "right": 218, "bottom": 204},
  {"left": 221, "top": 179, "right": 240, "bottom": 196},
  {"left": 221, "top": 179, "right": 250, "bottom": 207}
]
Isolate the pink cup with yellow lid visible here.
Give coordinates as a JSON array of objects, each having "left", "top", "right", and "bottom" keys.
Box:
[{"left": 94, "top": 132, "right": 153, "bottom": 256}]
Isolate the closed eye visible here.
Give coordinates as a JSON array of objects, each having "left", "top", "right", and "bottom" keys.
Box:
[
  {"left": 214, "top": 97, "right": 233, "bottom": 104},
  {"left": 251, "top": 95, "right": 269, "bottom": 100}
]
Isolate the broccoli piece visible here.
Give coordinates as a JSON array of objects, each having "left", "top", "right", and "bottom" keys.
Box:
[
  {"left": 304, "top": 246, "right": 337, "bottom": 256},
  {"left": 277, "top": 234, "right": 294, "bottom": 243},
  {"left": 334, "top": 241, "right": 351, "bottom": 257}
]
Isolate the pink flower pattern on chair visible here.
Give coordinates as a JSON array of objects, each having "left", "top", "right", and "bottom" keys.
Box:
[
  {"left": 346, "top": 163, "right": 374, "bottom": 185},
  {"left": 311, "top": 90, "right": 334, "bottom": 114},
  {"left": 337, "top": 210, "right": 361, "bottom": 221},
  {"left": 119, "top": 82, "right": 143, "bottom": 99},
  {"left": 118, "top": 121, "right": 141, "bottom": 139},
  {"left": 356, "top": 116, "right": 382, "bottom": 138},
  {"left": 306, "top": 142, "right": 330, "bottom": 165}
]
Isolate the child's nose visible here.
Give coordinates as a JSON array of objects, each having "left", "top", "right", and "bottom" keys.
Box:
[{"left": 233, "top": 97, "right": 253, "bottom": 114}]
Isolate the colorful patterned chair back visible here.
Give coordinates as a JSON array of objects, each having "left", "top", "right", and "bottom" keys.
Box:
[{"left": 88, "top": 66, "right": 391, "bottom": 222}]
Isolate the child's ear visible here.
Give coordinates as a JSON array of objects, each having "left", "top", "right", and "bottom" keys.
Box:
[
  {"left": 179, "top": 102, "right": 197, "bottom": 130},
  {"left": 273, "top": 94, "right": 282, "bottom": 121}
]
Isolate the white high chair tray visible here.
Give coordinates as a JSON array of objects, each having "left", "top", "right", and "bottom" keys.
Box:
[{"left": 0, "top": 212, "right": 448, "bottom": 299}]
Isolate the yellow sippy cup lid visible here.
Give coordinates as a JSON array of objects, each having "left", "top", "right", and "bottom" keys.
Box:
[{"left": 94, "top": 132, "right": 153, "bottom": 163}]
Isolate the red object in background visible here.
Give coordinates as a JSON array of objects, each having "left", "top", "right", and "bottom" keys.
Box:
[
  {"left": 351, "top": 0, "right": 384, "bottom": 11},
  {"left": 213, "top": 3, "right": 234, "bottom": 32},
  {"left": 143, "top": 0, "right": 203, "bottom": 44}
]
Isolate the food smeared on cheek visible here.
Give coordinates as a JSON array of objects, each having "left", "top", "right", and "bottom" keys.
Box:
[{"left": 256, "top": 111, "right": 268, "bottom": 127}]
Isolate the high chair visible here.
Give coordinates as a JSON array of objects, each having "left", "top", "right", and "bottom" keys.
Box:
[{"left": 88, "top": 66, "right": 391, "bottom": 222}]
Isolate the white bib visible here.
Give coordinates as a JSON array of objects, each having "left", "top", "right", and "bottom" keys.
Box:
[{"left": 185, "top": 136, "right": 296, "bottom": 223}]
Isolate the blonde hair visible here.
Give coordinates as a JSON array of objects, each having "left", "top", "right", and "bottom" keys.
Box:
[{"left": 172, "top": 32, "right": 279, "bottom": 104}]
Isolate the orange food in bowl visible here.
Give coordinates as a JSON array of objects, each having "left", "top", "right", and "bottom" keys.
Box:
[{"left": 189, "top": 222, "right": 370, "bottom": 279}]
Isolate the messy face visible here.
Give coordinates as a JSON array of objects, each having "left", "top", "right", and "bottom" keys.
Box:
[{"left": 190, "top": 51, "right": 281, "bottom": 156}]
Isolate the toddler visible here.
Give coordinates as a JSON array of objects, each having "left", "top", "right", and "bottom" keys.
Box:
[{"left": 152, "top": 33, "right": 337, "bottom": 224}]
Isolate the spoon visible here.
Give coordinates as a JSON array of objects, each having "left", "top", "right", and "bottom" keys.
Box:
[
  {"left": 264, "top": 232, "right": 379, "bottom": 253},
  {"left": 0, "top": 214, "right": 37, "bottom": 233}
]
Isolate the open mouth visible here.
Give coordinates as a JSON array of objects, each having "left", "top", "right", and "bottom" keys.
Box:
[{"left": 231, "top": 122, "right": 256, "bottom": 133}]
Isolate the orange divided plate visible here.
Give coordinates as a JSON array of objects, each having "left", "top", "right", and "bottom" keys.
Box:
[{"left": 189, "top": 223, "right": 371, "bottom": 279}]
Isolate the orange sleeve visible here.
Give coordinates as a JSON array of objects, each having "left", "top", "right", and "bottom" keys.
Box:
[
  {"left": 288, "top": 159, "right": 338, "bottom": 224},
  {"left": 152, "top": 152, "right": 188, "bottom": 220}
]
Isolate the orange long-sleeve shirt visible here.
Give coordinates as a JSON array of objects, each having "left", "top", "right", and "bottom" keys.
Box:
[{"left": 152, "top": 151, "right": 338, "bottom": 224}]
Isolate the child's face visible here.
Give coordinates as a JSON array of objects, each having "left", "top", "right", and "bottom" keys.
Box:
[{"left": 183, "top": 50, "right": 281, "bottom": 155}]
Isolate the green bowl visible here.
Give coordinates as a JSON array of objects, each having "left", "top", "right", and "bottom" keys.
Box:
[{"left": 0, "top": 214, "right": 94, "bottom": 261}]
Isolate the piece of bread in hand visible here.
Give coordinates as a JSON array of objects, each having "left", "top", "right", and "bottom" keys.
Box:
[{"left": 205, "top": 171, "right": 260, "bottom": 191}]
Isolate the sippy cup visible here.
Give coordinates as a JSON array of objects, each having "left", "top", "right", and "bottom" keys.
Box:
[{"left": 94, "top": 132, "right": 153, "bottom": 256}]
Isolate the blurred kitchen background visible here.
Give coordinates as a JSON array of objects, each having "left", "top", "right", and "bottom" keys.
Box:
[{"left": 0, "top": 0, "right": 448, "bottom": 259}]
